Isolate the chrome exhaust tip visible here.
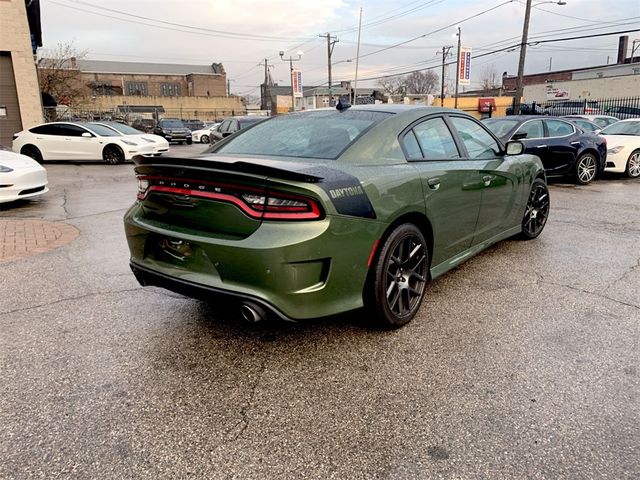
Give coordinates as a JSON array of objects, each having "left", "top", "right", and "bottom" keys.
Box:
[{"left": 240, "top": 302, "right": 266, "bottom": 323}]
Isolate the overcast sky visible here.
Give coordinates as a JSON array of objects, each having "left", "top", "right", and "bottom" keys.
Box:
[{"left": 40, "top": 0, "right": 640, "bottom": 96}]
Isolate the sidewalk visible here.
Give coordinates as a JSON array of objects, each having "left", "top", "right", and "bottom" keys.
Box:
[{"left": 0, "top": 219, "right": 79, "bottom": 262}]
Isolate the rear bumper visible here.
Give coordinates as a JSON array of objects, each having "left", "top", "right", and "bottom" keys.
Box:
[
  {"left": 130, "top": 261, "right": 295, "bottom": 321},
  {"left": 124, "top": 205, "right": 384, "bottom": 320}
]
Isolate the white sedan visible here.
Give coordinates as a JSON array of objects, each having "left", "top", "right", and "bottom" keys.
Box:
[
  {"left": 91, "top": 121, "right": 170, "bottom": 156},
  {"left": 601, "top": 119, "right": 640, "bottom": 178},
  {"left": 12, "top": 122, "right": 154, "bottom": 165},
  {"left": 0, "top": 146, "right": 48, "bottom": 204},
  {"left": 191, "top": 123, "right": 220, "bottom": 144}
]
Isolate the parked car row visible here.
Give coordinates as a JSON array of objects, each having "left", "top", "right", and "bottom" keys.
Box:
[
  {"left": 507, "top": 101, "right": 640, "bottom": 119},
  {"left": 482, "top": 116, "right": 640, "bottom": 182}
]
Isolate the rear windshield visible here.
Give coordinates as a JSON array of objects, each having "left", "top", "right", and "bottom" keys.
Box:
[
  {"left": 601, "top": 121, "right": 640, "bottom": 136},
  {"left": 159, "top": 120, "right": 185, "bottom": 128},
  {"left": 482, "top": 118, "right": 519, "bottom": 138},
  {"left": 216, "top": 110, "right": 392, "bottom": 160}
]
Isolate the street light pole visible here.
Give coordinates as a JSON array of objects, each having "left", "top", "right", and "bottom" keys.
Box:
[
  {"left": 514, "top": 1, "right": 566, "bottom": 113},
  {"left": 279, "top": 50, "right": 303, "bottom": 113}
]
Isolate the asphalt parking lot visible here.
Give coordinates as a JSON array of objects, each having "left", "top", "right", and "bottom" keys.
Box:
[{"left": 1, "top": 143, "right": 638, "bottom": 479}]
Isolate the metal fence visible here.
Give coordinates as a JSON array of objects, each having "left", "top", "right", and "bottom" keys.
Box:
[
  {"left": 507, "top": 96, "right": 640, "bottom": 118},
  {"left": 44, "top": 107, "right": 246, "bottom": 125}
]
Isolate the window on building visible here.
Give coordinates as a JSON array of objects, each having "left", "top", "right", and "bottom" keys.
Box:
[
  {"left": 160, "top": 83, "right": 181, "bottom": 96},
  {"left": 126, "top": 82, "right": 148, "bottom": 96}
]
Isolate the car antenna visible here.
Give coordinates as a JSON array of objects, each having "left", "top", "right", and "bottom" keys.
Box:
[{"left": 336, "top": 98, "right": 351, "bottom": 112}]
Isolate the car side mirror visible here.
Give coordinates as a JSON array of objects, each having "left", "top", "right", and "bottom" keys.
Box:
[
  {"left": 505, "top": 140, "right": 524, "bottom": 155},
  {"left": 512, "top": 132, "right": 528, "bottom": 140},
  {"left": 81, "top": 132, "right": 92, "bottom": 138}
]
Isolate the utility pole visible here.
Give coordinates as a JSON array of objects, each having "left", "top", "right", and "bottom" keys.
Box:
[
  {"left": 439, "top": 45, "right": 452, "bottom": 106},
  {"left": 279, "top": 50, "right": 303, "bottom": 112},
  {"left": 454, "top": 26, "right": 461, "bottom": 109},
  {"left": 514, "top": 1, "right": 566, "bottom": 114},
  {"left": 353, "top": 7, "right": 363, "bottom": 104},
  {"left": 319, "top": 33, "right": 339, "bottom": 106},
  {"left": 261, "top": 58, "right": 273, "bottom": 111}
]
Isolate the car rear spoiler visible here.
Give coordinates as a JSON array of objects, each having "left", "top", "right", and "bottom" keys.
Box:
[{"left": 132, "top": 154, "right": 325, "bottom": 183}]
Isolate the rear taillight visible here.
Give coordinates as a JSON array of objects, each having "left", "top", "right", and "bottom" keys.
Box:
[{"left": 136, "top": 175, "right": 323, "bottom": 221}]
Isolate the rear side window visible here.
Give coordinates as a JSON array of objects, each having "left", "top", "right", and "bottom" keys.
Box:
[
  {"left": 412, "top": 118, "right": 459, "bottom": 159},
  {"left": 545, "top": 119, "right": 574, "bottom": 137},
  {"left": 449, "top": 117, "right": 501, "bottom": 159},
  {"left": 216, "top": 110, "right": 392, "bottom": 160},
  {"left": 30, "top": 124, "right": 64, "bottom": 135},
  {"left": 402, "top": 130, "right": 422, "bottom": 160}
]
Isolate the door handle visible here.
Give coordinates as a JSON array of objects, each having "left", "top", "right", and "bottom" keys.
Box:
[
  {"left": 571, "top": 141, "right": 581, "bottom": 145},
  {"left": 482, "top": 175, "right": 492, "bottom": 187},
  {"left": 427, "top": 178, "right": 441, "bottom": 190},
  {"left": 536, "top": 144, "right": 547, "bottom": 148}
]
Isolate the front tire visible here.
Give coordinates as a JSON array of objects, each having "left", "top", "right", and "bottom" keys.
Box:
[
  {"left": 575, "top": 153, "right": 597, "bottom": 184},
  {"left": 520, "top": 178, "right": 550, "bottom": 240},
  {"left": 365, "top": 224, "right": 429, "bottom": 329},
  {"left": 625, "top": 150, "right": 640, "bottom": 178},
  {"left": 201, "top": 135, "right": 209, "bottom": 144},
  {"left": 102, "top": 145, "right": 124, "bottom": 165}
]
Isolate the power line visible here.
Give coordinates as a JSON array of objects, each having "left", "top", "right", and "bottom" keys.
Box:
[
  {"left": 334, "top": 0, "right": 516, "bottom": 63},
  {"left": 51, "top": 0, "right": 314, "bottom": 42},
  {"left": 336, "top": 27, "right": 640, "bottom": 83}
]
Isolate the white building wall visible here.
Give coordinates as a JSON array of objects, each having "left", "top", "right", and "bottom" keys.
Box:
[{"left": 524, "top": 75, "right": 640, "bottom": 103}]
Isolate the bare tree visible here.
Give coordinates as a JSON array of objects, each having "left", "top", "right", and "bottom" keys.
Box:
[
  {"left": 404, "top": 70, "right": 439, "bottom": 94},
  {"left": 37, "top": 42, "right": 89, "bottom": 108},
  {"left": 480, "top": 64, "right": 501, "bottom": 94},
  {"left": 378, "top": 76, "right": 406, "bottom": 96}
]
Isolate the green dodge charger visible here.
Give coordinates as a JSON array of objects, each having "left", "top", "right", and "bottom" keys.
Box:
[{"left": 124, "top": 105, "right": 549, "bottom": 328}]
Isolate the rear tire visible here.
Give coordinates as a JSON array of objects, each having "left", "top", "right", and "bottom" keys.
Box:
[
  {"left": 102, "top": 145, "right": 124, "bottom": 165},
  {"left": 519, "top": 178, "right": 550, "bottom": 240},
  {"left": 625, "top": 150, "right": 640, "bottom": 178},
  {"left": 186, "top": 138, "right": 193, "bottom": 145},
  {"left": 364, "top": 224, "right": 429, "bottom": 329},
  {"left": 201, "top": 135, "right": 209, "bottom": 144},
  {"left": 574, "top": 153, "right": 597, "bottom": 184},
  {"left": 21, "top": 145, "right": 43, "bottom": 163}
]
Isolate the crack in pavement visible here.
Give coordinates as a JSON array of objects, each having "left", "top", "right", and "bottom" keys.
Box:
[
  {"left": 66, "top": 208, "right": 129, "bottom": 221},
  {"left": 0, "top": 287, "right": 144, "bottom": 318},
  {"left": 60, "top": 188, "right": 71, "bottom": 219},
  {"left": 605, "top": 257, "right": 640, "bottom": 292},
  {"left": 223, "top": 358, "right": 268, "bottom": 443},
  {"left": 534, "top": 272, "right": 640, "bottom": 311}
]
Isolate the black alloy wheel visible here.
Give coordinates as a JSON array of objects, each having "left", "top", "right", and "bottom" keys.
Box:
[
  {"left": 520, "top": 178, "right": 550, "bottom": 240},
  {"left": 21, "top": 145, "right": 43, "bottom": 163},
  {"left": 201, "top": 135, "right": 210, "bottom": 144},
  {"left": 626, "top": 150, "right": 640, "bottom": 178},
  {"left": 366, "top": 224, "right": 429, "bottom": 328},
  {"left": 575, "top": 153, "right": 597, "bottom": 184},
  {"left": 102, "top": 145, "right": 125, "bottom": 165}
]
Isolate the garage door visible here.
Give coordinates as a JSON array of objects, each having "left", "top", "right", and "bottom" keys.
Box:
[{"left": 0, "top": 52, "right": 23, "bottom": 146}]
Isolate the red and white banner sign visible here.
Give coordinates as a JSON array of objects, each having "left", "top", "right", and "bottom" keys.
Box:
[
  {"left": 292, "top": 70, "right": 303, "bottom": 98},
  {"left": 458, "top": 47, "right": 472, "bottom": 86}
]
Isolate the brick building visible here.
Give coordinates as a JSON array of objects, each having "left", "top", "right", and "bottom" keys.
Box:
[{"left": 77, "top": 60, "right": 227, "bottom": 98}]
